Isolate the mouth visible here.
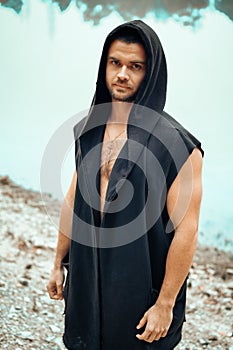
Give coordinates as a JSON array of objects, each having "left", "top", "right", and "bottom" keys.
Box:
[{"left": 114, "top": 83, "right": 130, "bottom": 89}]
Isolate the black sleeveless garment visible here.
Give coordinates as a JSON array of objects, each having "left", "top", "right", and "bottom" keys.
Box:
[{"left": 62, "top": 20, "right": 204, "bottom": 350}]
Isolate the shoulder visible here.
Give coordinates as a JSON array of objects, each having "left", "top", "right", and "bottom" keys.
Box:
[
  {"left": 159, "top": 111, "right": 204, "bottom": 157},
  {"left": 148, "top": 111, "right": 204, "bottom": 190},
  {"left": 172, "top": 147, "right": 203, "bottom": 193},
  {"left": 189, "top": 147, "right": 203, "bottom": 165},
  {"left": 187, "top": 148, "right": 203, "bottom": 176}
]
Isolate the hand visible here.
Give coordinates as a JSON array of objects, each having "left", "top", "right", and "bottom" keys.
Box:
[
  {"left": 46, "top": 267, "right": 65, "bottom": 300},
  {"left": 136, "top": 302, "right": 173, "bottom": 343}
]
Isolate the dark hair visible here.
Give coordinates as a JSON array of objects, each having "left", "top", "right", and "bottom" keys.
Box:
[{"left": 109, "top": 27, "right": 144, "bottom": 46}]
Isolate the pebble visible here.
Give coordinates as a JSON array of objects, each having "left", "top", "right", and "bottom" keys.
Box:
[
  {"left": 33, "top": 239, "right": 46, "bottom": 249},
  {"left": 199, "top": 338, "right": 209, "bottom": 346},
  {"left": 15, "top": 306, "right": 22, "bottom": 310},
  {"left": 208, "top": 335, "right": 218, "bottom": 341},
  {"left": 0, "top": 280, "right": 5, "bottom": 287},
  {"left": 19, "top": 331, "right": 33, "bottom": 340},
  {"left": 25, "top": 263, "right": 32, "bottom": 269},
  {"left": 50, "top": 325, "right": 61, "bottom": 333},
  {"left": 18, "top": 279, "right": 29, "bottom": 287}
]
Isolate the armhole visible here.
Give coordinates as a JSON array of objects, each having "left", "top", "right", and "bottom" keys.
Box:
[{"left": 166, "top": 129, "right": 204, "bottom": 192}]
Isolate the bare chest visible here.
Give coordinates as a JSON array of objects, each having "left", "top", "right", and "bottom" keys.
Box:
[{"left": 100, "top": 134, "right": 127, "bottom": 215}]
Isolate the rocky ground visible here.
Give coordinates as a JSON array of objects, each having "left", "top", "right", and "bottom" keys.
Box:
[{"left": 0, "top": 176, "right": 233, "bottom": 350}]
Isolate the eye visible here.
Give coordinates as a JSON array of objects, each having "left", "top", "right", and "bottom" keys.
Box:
[
  {"left": 132, "top": 63, "right": 142, "bottom": 71},
  {"left": 111, "top": 59, "right": 120, "bottom": 66}
]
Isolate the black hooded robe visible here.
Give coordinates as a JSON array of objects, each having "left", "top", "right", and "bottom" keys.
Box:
[{"left": 62, "top": 20, "right": 204, "bottom": 350}]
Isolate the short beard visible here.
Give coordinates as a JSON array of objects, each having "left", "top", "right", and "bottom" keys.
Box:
[{"left": 109, "top": 90, "right": 137, "bottom": 103}]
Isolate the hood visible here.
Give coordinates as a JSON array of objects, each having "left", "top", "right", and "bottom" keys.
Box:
[
  {"left": 94, "top": 20, "right": 167, "bottom": 113},
  {"left": 74, "top": 19, "right": 203, "bottom": 158}
]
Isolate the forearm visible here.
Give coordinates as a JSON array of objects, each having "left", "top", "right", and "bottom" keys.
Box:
[
  {"left": 53, "top": 194, "right": 74, "bottom": 269},
  {"left": 156, "top": 228, "right": 198, "bottom": 308},
  {"left": 54, "top": 234, "right": 70, "bottom": 269}
]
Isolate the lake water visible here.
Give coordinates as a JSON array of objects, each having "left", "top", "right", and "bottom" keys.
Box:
[{"left": 0, "top": 0, "right": 233, "bottom": 251}]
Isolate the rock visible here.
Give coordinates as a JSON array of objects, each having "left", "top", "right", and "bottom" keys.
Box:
[
  {"left": 15, "top": 305, "right": 21, "bottom": 310},
  {"left": 18, "top": 236, "right": 30, "bottom": 250},
  {"left": 24, "top": 296, "right": 31, "bottom": 302},
  {"left": 219, "top": 331, "right": 227, "bottom": 336},
  {"left": 25, "top": 263, "right": 32, "bottom": 269},
  {"left": 0, "top": 280, "right": 5, "bottom": 287},
  {"left": 33, "top": 239, "right": 46, "bottom": 249},
  {"left": 199, "top": 338, "right": 209, "bottom": 346},
  {"left": 47, "top": 241, "right": 57, "bottom": 249},
  {"left": 35, "top": 249, "right": 42, "bottom": 255},
  {"left": 208, "top": 334, "right": 218, "bottom": 341},
  {"left": 225, "top": 305, "right": 232, "bottom": 310},
  {"left": 5, "top": 257, "right": 17, "bottom": 263},
  {"left": 203, "top": 289, "right": 218, "bottom": 297},
  {"left": 228, "top": 282, "right": 233, "bottom": 290},
  {"left": 19, "top": 331, "right": 33, "bottom": 340},
  {"left": 45, "top": 335, "right": 56, "bottom": 342},
  {"left": 32, "top": 296, "right": 39, "bottom": 312},
  {"left": 18, "top": 279, "right": 29, "bottom": 287},
  {"left": 6, "top": 230, "right": 15, "bottom": 239},
  {"left": 0, "top": 176, "right": 11, "bottom": 185},
  {"left": 49, "top": 325, "right": 61, "bottom": 333}
]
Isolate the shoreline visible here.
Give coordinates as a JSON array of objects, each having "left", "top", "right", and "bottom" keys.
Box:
[{"left": 0, "top": 175, "right": 232, "bottom": 349}]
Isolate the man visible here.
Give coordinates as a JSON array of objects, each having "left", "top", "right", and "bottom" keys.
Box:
[{"left": 47, "top": 20, "right": 203, "bottom": 350}]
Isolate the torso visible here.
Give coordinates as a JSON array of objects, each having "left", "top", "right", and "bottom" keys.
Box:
[{"left": 100, "top": 125, "right": 127, "bottom": 218}]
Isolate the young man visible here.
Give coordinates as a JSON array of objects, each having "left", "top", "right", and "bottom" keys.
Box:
[{"left": 47, "top": 20, "right": 203, "bottom": 349}]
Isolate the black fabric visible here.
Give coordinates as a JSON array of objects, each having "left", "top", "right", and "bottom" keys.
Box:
[
  {"left": 62, "top": 20, "right": 204, "bottom": 350},
  {"left": 94, "top": 20, "right": 167, "bottom": 112}
]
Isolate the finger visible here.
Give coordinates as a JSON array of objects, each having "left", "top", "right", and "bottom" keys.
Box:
[
  {"left": 153, "top": 329, "right": 164, "bottom": 341},
  {"left": 143, "top": 324, "right": 156, "bottom": 343},
  {"left": 136, "top": 326, "right": 153, "bottom": 341},
  {"left": 136, "top": 313, "right": 147, "bottom": 329},
  {"left": 160, "top": 328, "right": 168, "bottom": 338},
  {"left": 136, "top": 333, "right": 155, "bottom": 342},
  {"left": 146, "top": 330, "right": 156, "bottom": 343},
  {"left": 56, "top": 282, "right": 64, "bottom": 300},
  {"left": 136, "top": 332, "right": 151, "bottom": 341},
  {"left": 47, "top": 283, "right": 61, "bottom": 299},
  {"left": 47, "top": 286, "right": 59, "bottom": 299}
]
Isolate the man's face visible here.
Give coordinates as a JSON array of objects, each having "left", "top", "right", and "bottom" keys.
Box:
[{"left": 106, "top": 40, "right": 146, "bottom": 102}]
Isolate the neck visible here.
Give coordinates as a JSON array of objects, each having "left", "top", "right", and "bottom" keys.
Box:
[{"left": 108, "top": 100, "right": 134, "bottom": 124}]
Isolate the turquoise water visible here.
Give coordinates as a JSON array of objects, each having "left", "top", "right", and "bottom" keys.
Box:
[{"left": 0, "top": 1, "right": 233, "bottom": 251}]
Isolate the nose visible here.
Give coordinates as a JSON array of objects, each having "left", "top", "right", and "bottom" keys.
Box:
[{"left": 117, "top": 65, "right": 129, "bottom": 81}]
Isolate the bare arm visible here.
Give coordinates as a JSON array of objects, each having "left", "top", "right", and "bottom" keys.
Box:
[
  {"left": 47, "top": 170, "right": 77, "bottom": 300},
  {"left": 157, "top": 147, "right": 203, "bottom": 307},
  {"left": 136, "top": 148, "right": 203, "bottom": 342}
]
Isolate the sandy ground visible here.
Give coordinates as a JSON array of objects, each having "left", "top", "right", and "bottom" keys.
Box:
[{"left": 0, "top": 176, "right": 232, "bottom": 350}]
